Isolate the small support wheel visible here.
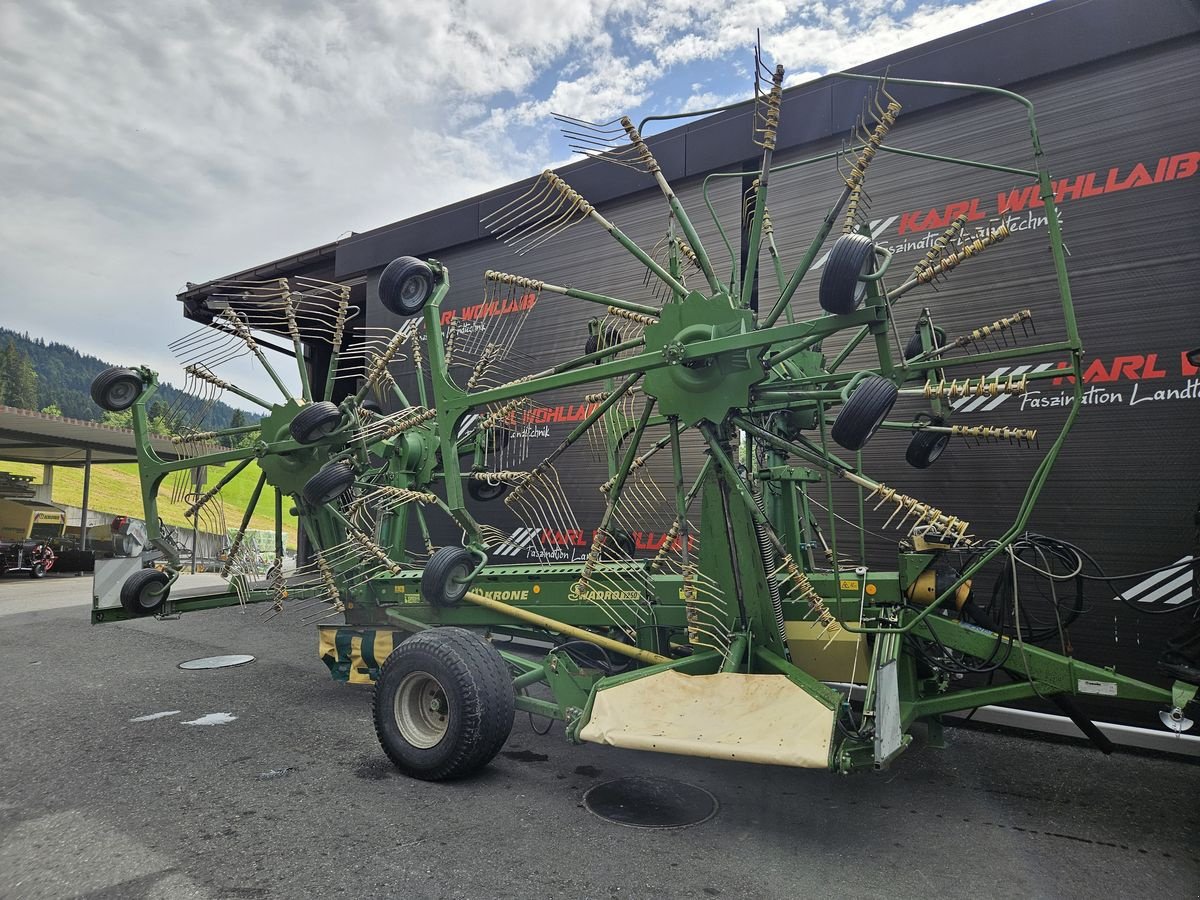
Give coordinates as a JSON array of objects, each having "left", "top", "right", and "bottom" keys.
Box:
[
  {"left": 831, "top": 375, "right": 898, "bottom": 451},
  {"left": 904, "top": 326, "right": 948, "bottom": 361},
  {"left": 29, "top": 562, "right": 46, "bottom": 579},
  {"left": 818, "top": 234, "right": 876, "bottom": 315},
  {"left": 120, "top": 568, "right": 170, "bottom": 617},
  {"left": 301, "top": 463, "right": 355, "bottom": 506},
  {"left": 421, "top": 546, "right": 476, "bottom": 607},
  {"left": 906, "top": 425, "right": 951, "bottom": 469},
  {"left": 373, "top": 627, "right": 515, "bottom": 780},
  {"left": 379, "top": 256, "right": 434, "bottom": 316},
  {"left": 90, "top": 367, "right": 144, "bottom": 412},
  {"left": 467, "top": 478, "right": 508, "bottom": 503},
  {"left": 584, "top": 324, "right": 623, "bottom": 360},
  {"left": 290, "top": 401, "right": 343, "bottom": 444}
]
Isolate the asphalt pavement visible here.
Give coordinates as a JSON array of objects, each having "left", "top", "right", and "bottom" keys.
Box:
[{"left": 0, "top": 574, "right": 1196, "bottom": 900}]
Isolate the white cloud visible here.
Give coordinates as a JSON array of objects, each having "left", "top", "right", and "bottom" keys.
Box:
[{"left": 0, "top": 0, "right": 1047, "bottom": 401}]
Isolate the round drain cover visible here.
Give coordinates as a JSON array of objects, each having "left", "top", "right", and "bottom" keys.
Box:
[
  {"left": 583, "top": 776, "right": 718, "bottom": 828},
  {"left": 178, "top": 654, "right": 255, "bottom": 670}
]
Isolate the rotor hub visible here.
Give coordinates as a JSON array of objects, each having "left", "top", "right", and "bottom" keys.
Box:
[{"left": 642, "top": 292, "right": 764, "bottom": 425}]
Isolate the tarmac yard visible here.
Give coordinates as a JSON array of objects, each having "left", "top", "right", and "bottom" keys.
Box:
[{"left": 0, "top": 575, "right": 1196, "bottom": 900}]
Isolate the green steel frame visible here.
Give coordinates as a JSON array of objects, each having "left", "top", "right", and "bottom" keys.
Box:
[{"left": 92, "top": 70, "right": 1193, "bottom": 774}]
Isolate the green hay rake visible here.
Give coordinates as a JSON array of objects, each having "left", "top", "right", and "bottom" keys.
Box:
[{"left": 91, "top": 56, "right": 1196, "bottom": 780}]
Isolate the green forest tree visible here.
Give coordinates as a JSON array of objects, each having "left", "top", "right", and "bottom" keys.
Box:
[{"left": 0, "top": 340, "right": 39, "bottom": 409}]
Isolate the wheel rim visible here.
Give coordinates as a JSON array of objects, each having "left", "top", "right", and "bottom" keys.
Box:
[
  {"left": 400, "top": 274, "right": 429, "bottom": 307},
  {"left": 852, "top": 253, "right": 875, "bottom": 305},
  {"left": 394, "top": 671, "right": 449, "bottom": 748},
  {"left": 139, "top": 582, "right": 165, "bottom": 609},
  {"left": 310, "top": 419, "right": 337, "bottom": 440},
  {"left": 927, "top": 435, "right": 950, "bottom": 464},
  {"left": 446, "top": 563, "right": 470, "bottom": 602},
  {"left": 106, "top": 380, "right": 137, "bottom": 408}
]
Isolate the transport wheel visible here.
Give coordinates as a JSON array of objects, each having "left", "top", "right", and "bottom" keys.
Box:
[
  {"left": 29, "top": 562, "right": 45, "bottom": 579},
  {"left": 818, "top": 233, "right": 876, "bottom": 315},
  {"left": 467, "top": 477, "right": 508, "bottom": 503},
  {"left": 904, "top": 326, "right": 948, "bottom": 361},
  {"left": 373, "top": 627, "right": 515, "bottom": 781},
  {"left": 290, "top": 401, "right": 342, "bottom": 444},
  {"left": 301, "top": 463, "right": 355, "bottom": 506},
  {"left": 421, "top": 546, "right": 476, "bottom": 607},
  {"left": 120, "top": 569, "right": 170, "bottom": 617},
  {"left": 379, "top": 256, "right": 434, "bottom": 317},
  {"left": 831, "top": 375, "right": 898, "bottom": 451},
  {"left": 906, "top": 425, "right": 951, "bottom": 469},
  {"left": 90, "top": 367, "right": 144, "bottom": 412}
]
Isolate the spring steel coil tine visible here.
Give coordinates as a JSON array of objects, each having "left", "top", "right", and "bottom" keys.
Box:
[{"left": 913, "top": 224, "right": 1011, "bottom": 284}]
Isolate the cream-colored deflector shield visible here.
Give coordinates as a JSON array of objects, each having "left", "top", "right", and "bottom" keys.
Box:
[{"left": 579, "top": 670, "right": 835, "bottom": 769}]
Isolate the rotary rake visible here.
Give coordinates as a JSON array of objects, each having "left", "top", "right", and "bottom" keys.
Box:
[{"left": 91, "top": 57, "right": 1196, "bottom": 780}]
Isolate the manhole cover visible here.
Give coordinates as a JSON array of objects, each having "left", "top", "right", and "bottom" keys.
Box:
[
  {"left": 178, "top": 654, "right": 255, "bottom": 670},
  {"left": 583, "top": 776, "right": 718, "bottom": 828}
]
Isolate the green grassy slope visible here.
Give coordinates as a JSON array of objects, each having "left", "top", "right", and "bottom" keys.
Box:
[{"left": 4, "top": 461, "right": 296, "bottom": 550}]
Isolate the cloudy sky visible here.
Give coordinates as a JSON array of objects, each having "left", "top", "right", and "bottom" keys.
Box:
[{"left": 0, "top": 0, "right": 1044, "bottom": 399}]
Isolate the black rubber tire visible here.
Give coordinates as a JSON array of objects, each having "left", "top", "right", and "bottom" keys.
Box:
[
  {"left": 467, "top": 478, "right": 508, "bottom": 503},
  {"left": 290, "top": 401, "right": 342, "bottom": 444},
  {"left": 904, "top": 326, "right": 948, "bottom": 361},
  {"left": 584, "top": 325, "right": 623, "bottom": 361},
  {"left": 120, "top": 569, "right": 170, "bottom": 617},
  {"left": 606, "top": 527, "right": 637, "bottom": 556},
  {"left": 90, "top": 367, "right": 144, "bottom": 412},
  {"left": 379, "top": 256, "right": 434, "bottom": 317},
  {"left": 906, "top": 428, "right": 951, "bottom": 469},
  {"left": 421, "top": 546, "right": 476, "bottom": 607},
  {"left": 373, "top": 627, "right": 514, "bottom": 781},
  {"left": 831, "top": 376, "right": 898, "bottom": 451},
  {"left": 818, "top": 234, "right": 876, "bottom": 315},
  {"left": 29, "top": 562, "right": 45, "bottom": 579},
  {"left": 301, "top": 463, "right": 355, "bottom": 506}
]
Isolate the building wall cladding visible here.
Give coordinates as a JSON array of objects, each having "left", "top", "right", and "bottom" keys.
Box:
[{"left": 361, "top": 22, "right": 1198, "bottom": 728}]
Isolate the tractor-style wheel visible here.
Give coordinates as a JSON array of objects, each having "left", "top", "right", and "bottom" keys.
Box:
[
  {"left": 467, "top": 478, "right": 508, "bottom": 503},
  {"left": 290, "top": 401, "right": 342, "bottom": 444},
  {"left": 379, "top": 256, "right": 434, "bottom": 317},
  {"left": 421, "top": 546, "right": 476, "bottom": 607},
  {"left": 831, "top": 376, "right": 898, "bottom": 451},
  {"left": 818, "top": 233, "right": 876, "bottom": 315},
  {"left": 90, "top": 367, "right": 144, "bottom": 412},
  {"left": 373, "top": 627, "right": 515, "bottom": 781},
  {"left": 906, "top": 425, "right": 951, "bottom": 469},
  {"left": 302, "top": 463, "right": 355, "bottom": 506},
  {"left": 120, "top": 569, "right": 170, "bottom": 617}
]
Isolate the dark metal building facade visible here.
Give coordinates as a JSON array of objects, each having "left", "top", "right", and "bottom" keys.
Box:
[{"left": 180, "top": 0, "right": 1200, "bottom": 728}]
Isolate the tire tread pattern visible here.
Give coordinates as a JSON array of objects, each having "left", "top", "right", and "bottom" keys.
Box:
[
  {"left": 818, "top": 234, "right": 875, "bottom": 315},
  {"left": 830, "top": 375, "right": 898, "bottom": 451},
  {"left": 373, "top": 627, "right": 514, "bottom": 781}
]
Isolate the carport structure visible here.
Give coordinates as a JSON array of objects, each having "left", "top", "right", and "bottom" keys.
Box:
[{"left": 0, "top": 405, "right": 199, "bottom": 550}]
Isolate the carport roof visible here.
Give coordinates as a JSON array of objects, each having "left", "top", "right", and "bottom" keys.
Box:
[{"left": 0, "top": 405, "right": 205, "bottom": 466}]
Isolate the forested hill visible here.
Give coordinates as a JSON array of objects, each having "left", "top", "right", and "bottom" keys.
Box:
[{"left": 0, "top": 326, "right": 253, "bottom": 428}]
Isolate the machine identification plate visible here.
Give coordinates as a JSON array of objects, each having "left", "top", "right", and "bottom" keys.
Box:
[{"left": 1077, "top": 679, "right": 1118, "bottom": 696}]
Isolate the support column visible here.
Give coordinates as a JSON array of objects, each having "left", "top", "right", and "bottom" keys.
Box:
[{"left": 79, "top": 451, "right": 92, "bottom": 551}]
